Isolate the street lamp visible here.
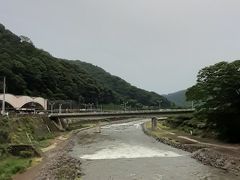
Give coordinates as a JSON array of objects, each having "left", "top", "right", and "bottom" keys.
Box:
[
  {"left": 90, "top": 103, "right": 94, "bottom": 111},
  {"left": 49, "top": 102, "right": 55, "bottom": 114},
  {"left": 59, "top": 104, "right": 62, "bottom": 114},
  {"left": 1, "top": 77, "right": 6, "bottom": 116},
  {"left": 158, "top": 100, "right": 162, "bottom": 110},
  {"left": 124, "top": 101, "right": 128, "bottom": 111}
]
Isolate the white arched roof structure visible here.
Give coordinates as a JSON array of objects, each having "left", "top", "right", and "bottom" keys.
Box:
[{"left": 0, "top": 94, "right": 47, "bottom": 110}]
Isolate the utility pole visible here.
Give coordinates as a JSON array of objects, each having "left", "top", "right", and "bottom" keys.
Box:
[
  {"left": 1, "top": 77, "right": 6, "bottom": 116},
  {"left": 90, "top": 103, "right": 93, "bottom": 111},
  {"left": 158, "top": 100, "right": 162, "bottom": 110},
  {"left": 191, "top": 101, "right": 194, "bottom": 109},
  {"left": 59, "top": 104, "right": 62, "bottom": 114},
  {"left": 124, "top": 101, "right": 128, "bottom": 111},
  {"left": 78, "top": 96, "right": 81, "bottom": 109},
  {"left": 49, "top": 102, "right": 55, "bottom": 114}
]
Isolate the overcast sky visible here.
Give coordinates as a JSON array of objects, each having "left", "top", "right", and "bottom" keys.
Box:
[{"left": 1, "top": 0, "right": 240, "bottom": 94}]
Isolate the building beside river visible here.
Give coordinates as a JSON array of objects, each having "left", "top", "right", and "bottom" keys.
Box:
[{"left": 0, "top": 93, "right": 48, "bottom": 112}]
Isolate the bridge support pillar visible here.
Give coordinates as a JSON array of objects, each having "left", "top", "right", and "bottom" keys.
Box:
[{"left": 151, "top": 117, "right": 157, "bottom": 131}]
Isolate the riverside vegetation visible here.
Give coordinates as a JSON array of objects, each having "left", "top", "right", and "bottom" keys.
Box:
[
  {"left": 143, "top": 60, "right": 240, "bottom": 175},
  {"left": 161, "top": 60, "right": 240, "bottom": 142},
  {"left": 163, "top": 60, "right": 240, "bottom": 142},
  {"left": 0, "top": 116, "right": 59, "bottom": 180},
  {"left": 186, "top": 60, "right": 240, "bottom": 142},
  {"left": 0, "top": 114, "right": 97, "bottom": 180}
]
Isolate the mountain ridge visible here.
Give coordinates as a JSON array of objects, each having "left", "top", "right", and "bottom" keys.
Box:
[
  {"left": 0, "top": 23, "right": 171, "bottom": 108},
  {"left": 163, "top": 89, "right": 191, "bottom": 108}
]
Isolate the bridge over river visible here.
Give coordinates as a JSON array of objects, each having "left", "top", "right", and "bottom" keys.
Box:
[
  {"left": 48, "top": 109, "right": 194, "bottom": 119},
  {"left": 48, "top": 109, "right": 195, "bottom": 131}
]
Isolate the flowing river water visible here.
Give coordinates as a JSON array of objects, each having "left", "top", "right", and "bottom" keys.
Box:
[{"left": 71, "top": 119, "right": 238, "bottom": 180}]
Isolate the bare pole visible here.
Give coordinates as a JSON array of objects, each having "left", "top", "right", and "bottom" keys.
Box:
[
  {"left": 158, "top": 100, "right": 162, "bottom": 110},
  {"left": 124, "top": 101, "right": 128, "bottom": 111},
  {"left": 2, "top": 77, "right": 6, "bottom": 116},
  {"left": 59, "top": 104, "right": 62, "bottom": 114}
]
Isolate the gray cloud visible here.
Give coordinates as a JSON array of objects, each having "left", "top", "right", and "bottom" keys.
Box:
[{"left": 1, "top": 0, "right": 240, "bottom": 93}]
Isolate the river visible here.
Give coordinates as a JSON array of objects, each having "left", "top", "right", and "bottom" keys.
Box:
[{"left": 71, "top": 119, "right": 238, "bottom": 180}]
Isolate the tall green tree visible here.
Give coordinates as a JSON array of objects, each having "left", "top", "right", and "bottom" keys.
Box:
[{"left": 186, "top": 61, "right": 240, "bottom": 141}]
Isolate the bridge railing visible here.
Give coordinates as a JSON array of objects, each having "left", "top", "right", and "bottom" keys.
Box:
[{"left": 48, "top": 109, "right": 195, "bottom": 118}]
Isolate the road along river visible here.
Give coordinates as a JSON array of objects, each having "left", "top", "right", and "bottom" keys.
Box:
[{"left": 71, "top": 119, "right": 238, "bottom": 180}]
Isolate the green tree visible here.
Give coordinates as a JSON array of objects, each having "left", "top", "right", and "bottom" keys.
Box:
[{"left": 186, "top": 61, "right": 240, "bottom": 141}]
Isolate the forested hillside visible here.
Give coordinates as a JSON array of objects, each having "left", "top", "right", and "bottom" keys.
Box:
[
  {"left": 0, "top": 24, "right": 171, "bottom": 108},
  {"left": 163, "top": 90, "right": 191, "bottom": 108},
  {"left": 73, "top": 61, "right": 170, "bottom": 107}
]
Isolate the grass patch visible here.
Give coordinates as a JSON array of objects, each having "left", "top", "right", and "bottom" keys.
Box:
[
  {"left": 0, "top": 116, "right": 60, "bottom": 179},
  {"left": 37, "top": 139, "right": 53, "bottom": 149},
  {"left": 0, "top": 156, "right": 32, "bottom": 180},
  {"left": 68, "top": 122, "right": 96, "bottom": 131},
  {"left": 145, "top": 121, "right": 198, "bottom": 144}
]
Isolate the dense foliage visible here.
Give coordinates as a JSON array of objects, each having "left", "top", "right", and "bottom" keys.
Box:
[
  {"left": 0, "top": 24, "right": 171, "bottom": 108},
  {"left": 186, "top": 61, "right": 240, "bottom": 141}
]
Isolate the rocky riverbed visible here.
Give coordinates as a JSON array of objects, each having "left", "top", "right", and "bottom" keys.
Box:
[
  {"left": 142, "top": 122, "right": 240, "bottom": 176},
  {"left": 192, "top": 148, "right": 240, "bottom": 176},
  {"left": 35, "top": 135, "right": 81, "bottom": 180},
  {"left": 15, "top": 119, "right": 239, "bottom": 180}
]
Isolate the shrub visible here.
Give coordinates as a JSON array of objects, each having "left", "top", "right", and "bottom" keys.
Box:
[
  {"left": 11, "top": 165, "right": 25, "bottom": 174},
  {"left": 0, "top": 146, "right": 7, "bottom": 159},
  {"left": 0, "top": 130, "right": 9, "bottom": 144},
  {"left": 19, "top": 150, "right": 34, "bottom": 158}
]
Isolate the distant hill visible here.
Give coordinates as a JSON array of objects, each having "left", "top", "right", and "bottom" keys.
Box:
[
  {"left": 0, "top": 23, "right": 171, "bottom": 108},
  {"left": 72, "top": 61, "right": 170, "bottom": 107},
  {"left": 163, "top": 90, "right": 191, "bottom": 108}
]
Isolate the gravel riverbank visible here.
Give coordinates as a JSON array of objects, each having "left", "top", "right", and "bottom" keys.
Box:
[
  {"left": 38, "top": 121, "right": 240, "bottom": 179},
  {"left": 192, "top": 148, "right": 240, "bottom": 176},
  {"left": 36, "top": 137, "right": 81, "bottom": 180},
  {"left": 142, "top": 122, "right": 240, "bottom": 176}
]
